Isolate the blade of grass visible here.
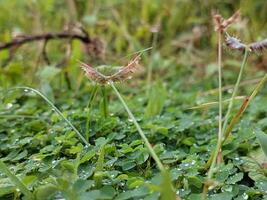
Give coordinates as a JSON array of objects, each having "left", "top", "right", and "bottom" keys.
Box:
[
  {"left": 223, "top": 73, "right": 267, "bottom": 142},
  {"left": 146, "top": 29, "right": 159, "bottom": 94},
  {"left": 203, "top": 28, "right": 223, "bottom": 200},
  {"left": 200, "top": 77, "right": 263, "bottom": 97},
  {"left": 85, "top": 85, "right": 99, "bottom": 141},
  {"left": 0, "top": 160, "right": 34, "bottom": 199},
  {"left": 222, "top": 48, "right": 249, "bottom": 136},
  {"left": 5, "top": 86, "right": 90, "bottom": 147},
  {"left": 205, "top": 48, "right": 249, "bottom": 170},
  {"left": 187, "top": 96, "right": 245, "bottom": 110},
  {"left": 94, "top": 146, "right": 105, "bottom": 188},
  {"left": 100, "top": 86, "right": 109, "bottom": 118}
]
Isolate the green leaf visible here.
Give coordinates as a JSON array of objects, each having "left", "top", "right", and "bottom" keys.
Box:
[
  {"left": 80, "top": 186, "right": 115, "bottom": 200},
  {"left": 208, "top": 192, "right": 233, "bottom": 200},
  {"left": 0, "top": 186, "right": 15, "bottom": 197},
  {"left": 80, "top": 150, "right": 96, "bottom": 164},
  {"left": 145, "top": 81, "right": 167, "bottom": 117},
  {"left": 115, "top": 186, "right": 150, "bottom": 200},
  {"left": 35, "top": 184, "right": 58, "bottom": 200},
  {"left": 187, "top": 176, "right": 202, "bottom": 188},
  {"left": 255, "top": 129, "right": 267, "bottom": 157},
  {"left": 160, "top": 171, "right": 176, "bottom": 200},
  {"left": 226, "top": 172, "right": 243, "bottom": 184}
]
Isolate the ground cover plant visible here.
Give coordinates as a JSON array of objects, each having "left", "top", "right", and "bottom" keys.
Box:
[{"left": 0, "top": 1, "right": 267, "bottom": 200}]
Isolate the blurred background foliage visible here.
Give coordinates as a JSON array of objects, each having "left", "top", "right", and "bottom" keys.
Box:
[
  {"left": 0, "top": 0, "right": 267, "bottom": 90},
  {"left": 1, "top": 0, "right": 267, "bottom": 199}
]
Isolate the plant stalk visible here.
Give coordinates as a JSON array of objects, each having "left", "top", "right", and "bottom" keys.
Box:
[
  {"left": 203, "top": 30, "right": 223, "bottom": 199},
  {"left": 8, "top": 87, "right": 90, "bottom": 147},
  {"left": 205, "top": 48, "right": 250, "bottom": 169},
  {"left": 101, "top": 86, "right": 109, "bottom": 118},
  {"left": 85, "top": 85, "right": 99, "bottom": 141},
  {"left": 222, "top": 48, "right": 249, "bottom": 136},
  {"left": 223, "top": 73, "right": 267, "bottom": 141},
  {"left": 146, "top": 30, "right": 159, "bottom": 94},
  {"left": 109, "top": 81, "right": 165, "bottom": 172}
]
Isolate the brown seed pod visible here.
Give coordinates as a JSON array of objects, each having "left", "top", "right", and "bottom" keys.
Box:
[
  {"left": 213, "top": 10, "right": 240, "bottom": 33},
  {"left": 109, "top": 54, "right": 141, "bottom": 82},
  {"left": 79, "top": 54, "right": 141, "bottom": 84}
]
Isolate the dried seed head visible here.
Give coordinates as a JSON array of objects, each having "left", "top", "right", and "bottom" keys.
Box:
[
  {"left": 213, "top": 10, "right": 241, "bottom": 33},
  {"left": 225, "top": 34, "right": 267, "bottom": 53},
  {"left": 79, "top": 54, "right": 141, "bottom": 84},
  {"left": 109, "top": 54, "right": 141, "bottom": 82},
  {"left": 79, "top": 61, "right": 108, "bottom": 84},
  {"left": 225, "top": 35, "right": 246, "bottom": 51},
  {"left": 248, "top": 39, "right": 267, "bottom": 52}
]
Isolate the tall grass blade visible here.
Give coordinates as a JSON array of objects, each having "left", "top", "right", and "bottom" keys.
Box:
[{"left": 6, "top": 86, "right": 90, "bottom": 147}]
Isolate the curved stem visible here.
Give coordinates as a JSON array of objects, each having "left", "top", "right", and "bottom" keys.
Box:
[
  {"left": 6, "top": 86, "right": 90, "bottom": 147},
  {"left": 222, "top": 48, "right": 249, "bottom": 136},
  {"left": 109, "top": 81, "right": 165, "bottom": 172},
  {"left": 205, "top": 48, "right": 250, "bottom": 170}
]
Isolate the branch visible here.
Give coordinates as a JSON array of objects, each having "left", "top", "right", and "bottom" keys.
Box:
[{"left": 0, "top": 31, "right": 91, "bottom": 51}]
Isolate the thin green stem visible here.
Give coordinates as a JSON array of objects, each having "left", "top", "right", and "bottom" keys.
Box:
[
  {"left": 217, "top": 31, "right": 223, "bottom": 154},
  {"left": 205, "top": 48, "right": 250, "bottom": 170},
  {"left": 207, "top": 31, "right": 223, "bottom": 179},
  {"left": 0, "top": 160, "right": 34, "bottom": 199},
  {"left": 7, "top": 86, "right": 90, "bottom": 147},
  {"left": 109, "top": 81, "right": 165, "bottom": 172},
  {"left": 203, "top": 31, "right": 223, "bottom": 199},
  {"left": 85, "top": 85, "right": 99, "bottom": 141},
  {"left": 223, "top": 73, "right": 267, "bottom": 142},
  {"left": 101, "top": 86, "right": 109, "bottom": 118},
  {"left": 146, "top": 31, "right": 159, "bottom": 94},
  {"left": 222, "top": 48, "right": 249, "bottom": 136}
]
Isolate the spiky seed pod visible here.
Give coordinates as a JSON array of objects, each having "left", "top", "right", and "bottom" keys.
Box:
[
  {"left": 79, "top": 54, "right": 141, "bottom": 84},
  {"left": 225, "top": 35, "right": 246, "bottom": 51},
  {"left": 248, "top": 39, "right": 267, "bottom": 52},
  {"left": 225, "top": 34, "right": 267, "bottom": 52}
]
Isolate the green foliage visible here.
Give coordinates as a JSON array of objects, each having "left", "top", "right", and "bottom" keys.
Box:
[
  {"left": 255, "top": 129, "right": 267, "bottom": 158},
  {"left": 1, "top": 0, "right": 267, "bottom": 199},
  {"left": 145, "top": 81, "right": 167, "bottom": 118}
]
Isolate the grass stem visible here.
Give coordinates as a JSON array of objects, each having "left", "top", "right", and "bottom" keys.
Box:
[
  {"left": 146, "top": 30, "right": 159, "bottom": 94},
  {"left": 217, "top": 31, "right": 223, "bottom": 159},
  {"left": 203, "top": 30, "right": 223, "bottom": 200},
  {"left": 223, "top": 73, "right": 267, "bottom": 141},
  {"left": 85, "top": 85, "right": 99, "bottom": 141},
  {"left": 101, "top": 86, "right": 109, "bottom": 118},
  {"left": 222, "top": 48, "right": 249, "bottom": 136},
  {"left": 7, "top": 86, "right": 90, "bottom": 147},
  {"left": 109, "top": 81, "right": 165, "bottom": 172}
]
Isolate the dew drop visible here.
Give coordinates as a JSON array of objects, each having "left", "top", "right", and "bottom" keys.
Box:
[
  {"left": 242, "top": 193, "right": 248, "bottom": 200},
  {"left": 6, "top": 103, "right": 13, "bottom": 109}
]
